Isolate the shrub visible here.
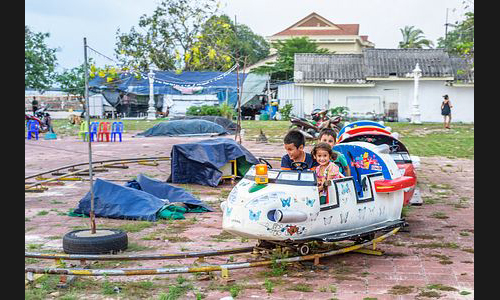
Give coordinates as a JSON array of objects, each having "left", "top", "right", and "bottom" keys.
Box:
[
  {"left": 186, "top": 105, "right": 221, "bottom": 116},
  {"left": 219, "top": 102, "right": 236, "bottom": 119},
  {"left": 330, "top": 106, "right": 349, "bottom": 117},
  {"left": 280, "top": 103, "right": 293, "bottom": 120}
]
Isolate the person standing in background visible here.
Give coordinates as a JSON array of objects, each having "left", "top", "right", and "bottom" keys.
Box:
[
  {"left": 441, "top": 95, "right": 453, "bottom": 129},
  {"left": 31, "top": 96, "right": 38, "bottom": 115}
]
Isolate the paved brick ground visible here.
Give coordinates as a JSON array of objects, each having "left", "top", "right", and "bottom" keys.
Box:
[{"left": 25, "top": 132, "right": 474, "bottom": 299}]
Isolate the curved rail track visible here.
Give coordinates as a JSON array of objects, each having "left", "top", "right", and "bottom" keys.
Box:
[
  {"left": 25, "top": 228, "right": 400, "bottom": 276},
  {"left": 25, "top": 155, "right": 282, "bottom": 191}
]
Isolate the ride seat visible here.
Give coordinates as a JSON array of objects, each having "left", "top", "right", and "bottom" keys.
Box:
[
  {"left": 97, "top": 122, "right": 111, "bottom": 142},
  {"left": 111, "top": 122, "right": 124, "bottom": 142}
]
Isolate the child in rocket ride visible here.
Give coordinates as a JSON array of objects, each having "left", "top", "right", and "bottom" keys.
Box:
[{"left": 312, "top": 142, "right": 343, "bottom": 205}]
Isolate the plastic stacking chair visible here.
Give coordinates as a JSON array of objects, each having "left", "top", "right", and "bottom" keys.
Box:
[
  {"left": 27, "top": 120, "right": 39, "bottom": 140},
  {"left": 85, "top": 122, "right": 99, "bottom": 142},
  {"left": 78, "top": 121, "right": 89, "bottom": 140},
  {"left": 110, "top": 121, "right": 124, "bottom": 142},
  {"left": 97, "top": 122, "right": 111, "bottom": 142}
]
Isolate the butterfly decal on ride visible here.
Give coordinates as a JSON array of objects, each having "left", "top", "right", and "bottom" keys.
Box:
[
  {"left": 323, "top": 216, "right": 333, "bottom": 225},
  {"left": 226, "top": 206, "right": 233, "bottom": 217},
  {"left": 305, "top": 197, "right": 315, "bottom": 207},
  {"left": 248, "top": 209, "right": 261, "bottom": 221},
  {"left": 358, "top": 207, "right": 367, "bottom": 220},
  {"left": 340, "top": 182, "right": 350, "bottom": 195},
  {"left": 340, "top": 212, "right": 349, "bottom": 224},
  {"left": 280, "top": 197, "right": 291, "bottom": 207}
]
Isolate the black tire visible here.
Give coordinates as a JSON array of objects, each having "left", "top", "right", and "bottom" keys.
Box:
[{"left": 63, "top": 229, "right": 128, "bottom": 254}]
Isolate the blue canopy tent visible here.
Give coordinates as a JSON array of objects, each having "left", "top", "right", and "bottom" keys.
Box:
[{"left": 89, "top": 70, "right": 248, "bottom": 108}]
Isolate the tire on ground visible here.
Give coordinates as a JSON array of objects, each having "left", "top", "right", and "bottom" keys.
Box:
[{"left": 62, "top": 229, "right": 128, "bottom": 254}]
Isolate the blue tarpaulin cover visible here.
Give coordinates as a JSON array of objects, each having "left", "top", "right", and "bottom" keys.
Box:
[
  {"left": 168, "top": 138, "right": 259, "bottom": 187},
  {"left": 73, "top": 174, "right": 212, "bottom": 221},
  {"left": 89, "top": 71, "right": 248, "bottom": 108},
  {"left": 134, "top": 174, "right": 213, "bottom": 212},
  {"left": 136, "top": 120, "right": 227, "bottom": 137}
]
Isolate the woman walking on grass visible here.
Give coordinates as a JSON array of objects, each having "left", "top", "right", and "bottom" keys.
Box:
[{"left": 441, "top": 95, "right": 453, "bottom": 129}]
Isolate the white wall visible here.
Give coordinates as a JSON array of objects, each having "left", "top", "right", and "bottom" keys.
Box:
[{"left": 299, "top": 80, "right": 474, "bottom": 123}]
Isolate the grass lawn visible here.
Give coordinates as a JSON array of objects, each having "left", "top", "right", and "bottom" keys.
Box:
[
  {"left": 42, "top": 118, "right": 473, "bottom": 159},
  {"left": 242, "top": 120, "right": 474, "bottom": 159}
]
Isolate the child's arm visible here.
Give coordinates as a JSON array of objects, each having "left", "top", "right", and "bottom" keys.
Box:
[{"left": 337, "top": 153, "right": 351, "bottom": 176}]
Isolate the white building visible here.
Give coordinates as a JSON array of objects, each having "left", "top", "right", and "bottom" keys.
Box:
[{"left": 278, "top": 49, "right": 473, "bottom": 123}]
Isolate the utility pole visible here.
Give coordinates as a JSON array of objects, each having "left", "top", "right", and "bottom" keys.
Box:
[
  {"left": 444, "top": 8, "right": 449, "bottom": 46},
  {"left": 234, "top": 15, "right": 242, "bottom": 144},
  {"left": 83, "top": 37, "right": 96, "bottom": 234}
]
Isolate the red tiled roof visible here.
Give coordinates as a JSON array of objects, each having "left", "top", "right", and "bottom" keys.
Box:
[{"left": 273, "top": 24, "right": 359, "bottom": 36}]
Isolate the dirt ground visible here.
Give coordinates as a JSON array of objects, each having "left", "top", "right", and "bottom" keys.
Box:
[{"left": 25, "top": 132, "right": 474, "bottom": 300}]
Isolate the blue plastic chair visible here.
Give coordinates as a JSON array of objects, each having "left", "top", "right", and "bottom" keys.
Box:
[
  {"left": 85, "top": 122, "right": 99, "bottom": 142},
  {"left": 111, "top": 121, "right": 124, "bottom": 142},
  {"left": 27, "top": 120, "right": 39, "bottom": 140}
]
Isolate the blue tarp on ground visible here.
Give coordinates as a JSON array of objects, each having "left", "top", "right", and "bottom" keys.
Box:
[
  {"left": 134, "top": 174, "right": 213, "bottom": 212},
  {"left": 89, "top": 71, "right": 248, "bottom": 108},
  {"left": 168, "top": 138, "right": 259, "bottom": 187},
  {"left": 136, "top": 120, "right": 228, "bottom": 137},
  {"left": 73, "top": 174, "right": 213, "bottom": 221}
]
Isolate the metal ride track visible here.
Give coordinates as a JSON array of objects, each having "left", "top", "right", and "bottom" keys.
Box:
[
  {"left": 25, "top": 228, "right": 400, "bottom": 277},
  {"left": 24, "top": 155, "right": 283, "bottom": 191}
]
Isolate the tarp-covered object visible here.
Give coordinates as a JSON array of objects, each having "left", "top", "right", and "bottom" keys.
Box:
[
  {"left": 137, "top": 120, "right": 227, "bottom": 137},
  {"left": 73, "top": 178, "right": 167, "bottom": 221},
  {"left": 73, "top": 175, "right": 213, "bottom": 221},
  {"left": 170, "top": 116, "right": 238, "bottom": 133},
  {"left": 134, "top": 174, "right": 213, "bottom": 212},
  {"left": 169, "top": 138, "right": 259, "bottom": 187}
]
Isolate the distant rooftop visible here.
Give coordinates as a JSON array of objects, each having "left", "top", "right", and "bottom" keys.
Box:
[{"left": 294, "top": 48, "right": 473, "bottom": 84}]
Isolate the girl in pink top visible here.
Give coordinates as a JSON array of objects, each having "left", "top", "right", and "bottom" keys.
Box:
[{"left": 312, "top": 142, "right": 343, "bottom": 204}]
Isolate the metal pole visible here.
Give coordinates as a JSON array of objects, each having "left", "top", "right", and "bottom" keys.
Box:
[
  {"left": 83, "top": 38, "right": 96, "bottom": 234},
  {"left": 234, "top": 15, "right": 241, "bottom": 144}
]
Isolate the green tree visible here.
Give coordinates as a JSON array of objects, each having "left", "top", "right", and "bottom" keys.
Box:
[
  {"left": 251, "top": 37, "right": 330, "bottom": 81},
  {"left": 437, "top": 2, "right": 474, "bottom": 81},
  {"left": 55, "top": 59, "right": 96, "bottom": 107},
  {"left": 114, "top": 0, "right": 220, "bottom": 72},
  {"left": 398, "top": 26, "right": 434, "bottom": 49},
  {"left": 185, "top": 14, "right": 269, "bottom": 71},
  {"left": 25, "top": 26, "right": 58, "bottom": 91},
  {"left": 437, "top": 12, "right": 474, "bottom": 55}
]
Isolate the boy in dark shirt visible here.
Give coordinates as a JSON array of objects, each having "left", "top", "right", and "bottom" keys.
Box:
[{"left": 281, "top": 130, "right": 319, "bottom": 170}]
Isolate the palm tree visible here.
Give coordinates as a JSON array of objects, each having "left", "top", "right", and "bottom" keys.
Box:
[{"left": 398, "top": 26, "right": 434, "bottom": 48}]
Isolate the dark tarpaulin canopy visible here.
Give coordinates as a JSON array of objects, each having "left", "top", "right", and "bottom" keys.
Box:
[
  {"left": 168, "top": 138, "right": 259, "bottom": 187},
  {"left": 73, "top": 175, "right": 213, "bottom": 221},
  {"left": 89, "top": 71, "right": 248, "bottom": 108},
  {"left": 136, "top": 120, "right": 228, "bottom": 137}
]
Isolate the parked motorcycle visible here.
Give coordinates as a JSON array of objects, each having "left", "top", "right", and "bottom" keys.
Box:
[
  {"left": 289, "top": 109, "right": 342, "bottom": 139},
  {"left": 25, "top": 106, "right": 54, "bottom": 134}
]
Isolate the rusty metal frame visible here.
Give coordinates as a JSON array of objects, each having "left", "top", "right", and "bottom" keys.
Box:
[{"left": 25, "top": 228, "right": 400, "bottom": 277}]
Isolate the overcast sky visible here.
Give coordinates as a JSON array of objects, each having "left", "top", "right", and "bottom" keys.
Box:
[{"left": 25, "top": 0, "right": 471, "bottom": 71}]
